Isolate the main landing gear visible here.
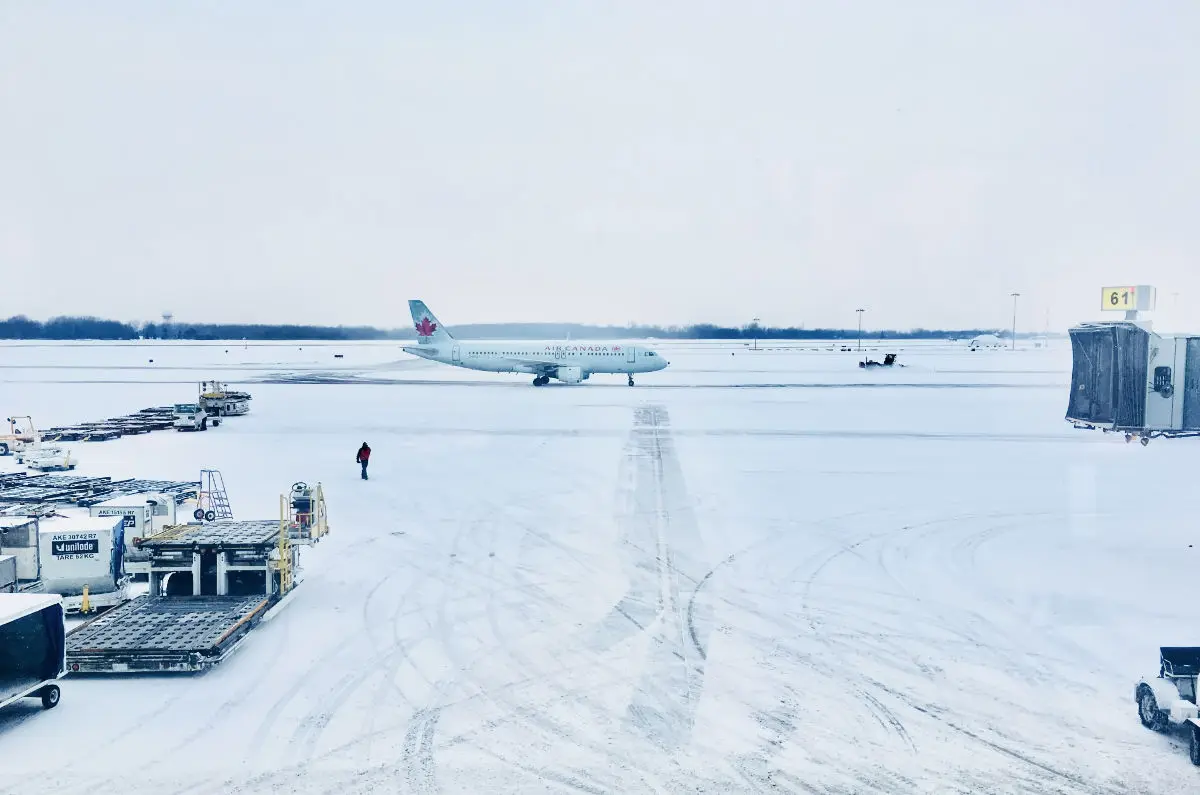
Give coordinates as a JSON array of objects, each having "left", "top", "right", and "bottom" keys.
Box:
[
  {"left": 627, "top": 375, "right": 635, "bottom": 387},
  {"left": 532, "top": 375, "right": 550, "bottom": 386}
]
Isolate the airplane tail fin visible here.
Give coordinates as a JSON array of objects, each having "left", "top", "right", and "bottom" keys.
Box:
[{"left": 408, "top": 300, "right": 454, "bottom": 342}]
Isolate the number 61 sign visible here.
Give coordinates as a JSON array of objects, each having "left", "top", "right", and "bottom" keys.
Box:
[{"left": 1101, "top": 285, "right": 1156, "bottom": 312}]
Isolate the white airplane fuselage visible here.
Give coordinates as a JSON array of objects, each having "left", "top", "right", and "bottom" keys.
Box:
[
  {"left": 401, "top": 300, "right": 670, "bottom": 385},
  {"left": 402, "top": 339, "right": 668, "bottom": 384}
]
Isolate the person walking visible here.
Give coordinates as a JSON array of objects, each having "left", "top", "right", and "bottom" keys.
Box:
[{"left": 356, "top": 442, "right": 371, "bottom": 480}]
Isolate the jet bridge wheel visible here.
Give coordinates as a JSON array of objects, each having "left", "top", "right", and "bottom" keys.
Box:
[
  {"left": 40, "top": 684, "right": 60, "bottom": 710},
  {"left": 1137, "top": 685, "right": 1168, "bottom": 731}
]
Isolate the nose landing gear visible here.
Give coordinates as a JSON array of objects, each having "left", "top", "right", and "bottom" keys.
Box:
[{"left": 627, "top": 375, "right": 635, "bottom": 386}]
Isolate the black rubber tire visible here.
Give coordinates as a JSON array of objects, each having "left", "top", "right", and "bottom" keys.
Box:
[
  {"left": 204, "top": 510, "right": 217, "bottom": 522},
  {"left": 194, "top": 508, "right": 205, "bottom": 521},
  {"left": 1141, "top": 436, "right": 1150, "bottom": 446},
  {"left": 1191, "top": 725, "right": 1200, "bottom": 766},
  {"left": 1138, "top": 685, "right": 1168, "bottom": 731},
  {"left": 0, "top": 442, "right": 8, "bottom": 456},
  {"left": 41, "top": 684, "right": 60, "bottom": 710}
]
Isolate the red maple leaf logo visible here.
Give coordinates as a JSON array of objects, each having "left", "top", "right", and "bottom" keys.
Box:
[{"left": 415, "top": 317, "right": 437, "bottom": 336}]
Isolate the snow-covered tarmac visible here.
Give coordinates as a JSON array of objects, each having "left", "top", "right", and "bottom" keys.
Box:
[{"left": 1, "top": 339, "right": 1197, "bottom": 794}]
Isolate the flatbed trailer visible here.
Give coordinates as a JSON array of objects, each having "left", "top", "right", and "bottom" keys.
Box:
[
  {"left": 64, "top": 517, "right": 299, "bottom": 674},
  {"left": 65, "top": 594, "right": 274, "bottom": 673}
]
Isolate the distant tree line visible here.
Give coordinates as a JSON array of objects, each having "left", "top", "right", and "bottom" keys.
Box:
[{"left": 0, "top": 314, "right": 1018, "bottom": 341}]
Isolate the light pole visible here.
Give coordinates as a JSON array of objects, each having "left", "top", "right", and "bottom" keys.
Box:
[
  {"left": 1010, "top": 292, "right": 1020, "bottom": 350},
  {"left": 856, "top": 308, "right": 865, "bottom": 352},
  {"left": 751, "top": 317, "right": 760, "bottom": 350}
]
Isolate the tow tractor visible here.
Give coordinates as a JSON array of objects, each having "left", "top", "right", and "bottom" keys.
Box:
[
  {"left": 0, "top": 416, "right": 38, "bottom": 457},
  {"left": 4, "top": 416, "right": 77, "bottom": 471},
  {"left": 1136, "top": 647, "right": 1200, "bottom": 764}
]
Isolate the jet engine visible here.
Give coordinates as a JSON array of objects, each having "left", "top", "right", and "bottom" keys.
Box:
[{"left": 554, "top": 365, "right": 584, "bottom": 384}]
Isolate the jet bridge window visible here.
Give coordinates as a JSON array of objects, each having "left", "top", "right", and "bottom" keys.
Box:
[{"left": 1154, "top": 366, "right": 1173, "bottom": 397}]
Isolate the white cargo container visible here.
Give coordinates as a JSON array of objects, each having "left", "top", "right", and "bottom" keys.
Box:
[
  {"left": 0, "top": 594, "right": 65, "bottom": 714},
  {"left": 89, "top": 493, "right": 178, "bottom": 576},
  {"left": 37, "top": 516, "right": 130, "bottom": 614},
  {"left": 0, "top": 517, "right": 41, "bottom": 585},
  {"left": 0, "top": 555, "right": 16, "bottom": 592}
]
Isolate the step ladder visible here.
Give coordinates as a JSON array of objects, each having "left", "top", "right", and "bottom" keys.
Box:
[{"left": 195, "top": 469, "right": 234, "bottom": 522}]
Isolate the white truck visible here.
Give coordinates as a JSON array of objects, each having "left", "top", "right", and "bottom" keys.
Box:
[
  {"left": 173, "top": 403, "right": 219, "bottom": 431},
  {"left": 89, "top": 492, "right": 178, "bottom": 577},
  {"left": 1136, "top": 647, "right": 1200, "bottom": 764}
]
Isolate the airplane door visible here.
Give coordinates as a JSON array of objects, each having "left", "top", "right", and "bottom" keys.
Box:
[
  {"left": 452, "top": 344, "right": 461, "bottom": 363},
  {"left": 625, "top": 347, "right": 636, "bottom": 365}
]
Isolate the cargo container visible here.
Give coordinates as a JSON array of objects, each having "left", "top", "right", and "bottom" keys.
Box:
[{"left": 37, "top": 516, "right": 129, "bottom": 614}]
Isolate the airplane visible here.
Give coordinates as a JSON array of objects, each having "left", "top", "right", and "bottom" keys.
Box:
[{"left": 401, "top": 300, "right": 670, "bottom": 386}]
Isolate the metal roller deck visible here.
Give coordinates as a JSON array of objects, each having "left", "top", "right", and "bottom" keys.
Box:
[
  {"left": 143, "top": 520, "right": 281, "bottom": 548},
  {"left": 66, "top": 594, "right": 274, "bottom": 673}
]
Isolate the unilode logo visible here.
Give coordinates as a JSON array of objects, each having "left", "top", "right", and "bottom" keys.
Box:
[
  {"left": 51, "top": 535, "right": 100, "bottom": 557},
  {"left": 415, "top": 317, "right": 437, "bottom": 337}
]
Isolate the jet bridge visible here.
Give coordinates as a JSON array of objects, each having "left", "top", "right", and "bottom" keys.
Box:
[{"left": 1067, "top": 321, "right": 1200, "bottom": 444}]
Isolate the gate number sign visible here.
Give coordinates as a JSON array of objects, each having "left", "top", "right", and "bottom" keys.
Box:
[{"left": 1101, "top": 285, "right": 1155, "bottom": 312}]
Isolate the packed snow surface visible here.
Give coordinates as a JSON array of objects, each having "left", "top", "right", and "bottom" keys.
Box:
[{"left": 0, "top": 339, "right": 1197, "bottom": 794}]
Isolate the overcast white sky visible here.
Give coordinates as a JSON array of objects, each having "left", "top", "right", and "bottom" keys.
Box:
[{"left": 1, "top": 1, "right": 1197, "bottom": 331}]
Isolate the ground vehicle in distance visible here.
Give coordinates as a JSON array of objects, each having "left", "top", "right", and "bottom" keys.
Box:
[
  {"left": 0, "top": 415, "right": 38, "bottom": 457},
  {"left": 1136, "top": 646, "right": 1200, "bottom": 764},
  {"left": 198, "top": 381, "right": 251, "bottom": 417},
  {"left": 173, "top": 403, "right": 218, "bottom": 431}
]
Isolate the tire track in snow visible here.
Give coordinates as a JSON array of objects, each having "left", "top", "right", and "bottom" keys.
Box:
[
  {"left": 784, "top": 509, "right": 1132, "bottom": 792},
  {"left": 620, "top": 404, "right": 711, "bottom": 752},
  {"left": 418, "top": 479, "right": 644, "bottom": 792},
  {"left": 482, "top": 507, "right": 676, "bottom": 791}
]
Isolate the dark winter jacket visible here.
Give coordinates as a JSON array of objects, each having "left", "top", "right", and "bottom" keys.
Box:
[{"left": 356, "top": 445, "right": 371, "bottom": 463}]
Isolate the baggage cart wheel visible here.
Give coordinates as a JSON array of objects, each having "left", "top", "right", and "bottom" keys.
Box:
[
  {"left": 194, "top": 508, "right": 206, "bottom": 521},
  {"left": 204, "top": 510, "right": 217, "bottom": 522},
  {"left": 40, "top": 684, "right": 60, "bottom": 710}
]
